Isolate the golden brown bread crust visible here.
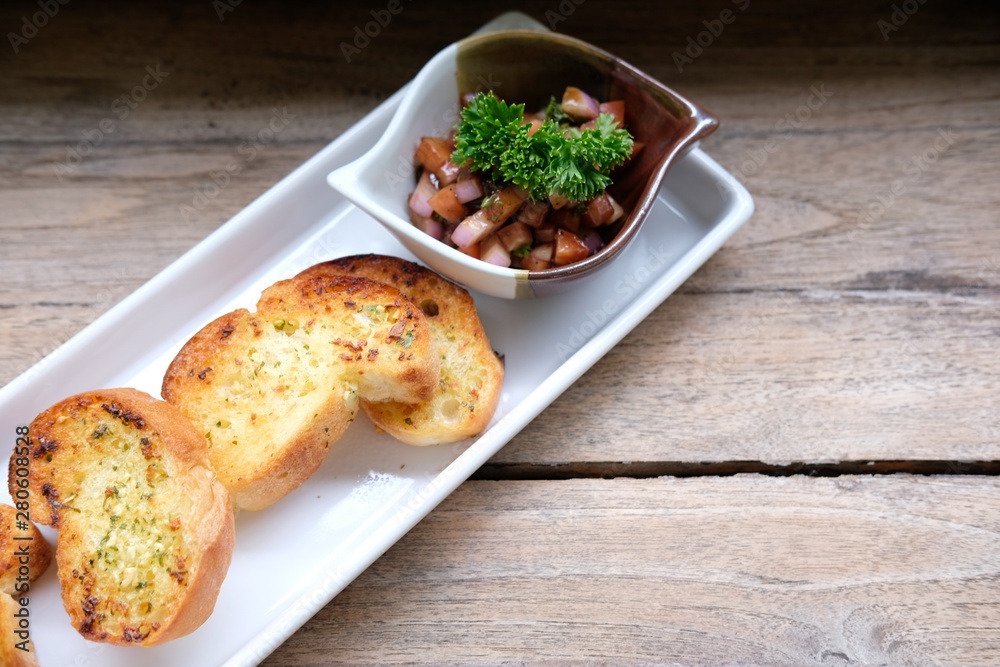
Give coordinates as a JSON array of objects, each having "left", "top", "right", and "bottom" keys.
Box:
[
  {"left": 0, "top": 593, "right": 40, "bottom": 666},
  {"left": 296, "top": 255, "right": 505, "bottom": 445},
  {"left": 162, "top": 274, "right": 440, "bottom": 510},
  {"left": 19, "top": 388, "right": 235, "bottom": 646},
  {"left": 0, "top": 505, "right": 51, "bottom": 597}
]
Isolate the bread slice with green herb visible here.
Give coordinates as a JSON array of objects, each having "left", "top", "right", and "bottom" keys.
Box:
[
  {"left": 0, "top": 504, "right": 52, "bottom": 596},
  {"left": 161, "top": 274, "right": 440, "bottom": 510},
  {"left": 296, "top": 255, "right": 504, "bottom": 446},
  {"left": 19, "top": 388, "right": 234, "bottom": 646}
]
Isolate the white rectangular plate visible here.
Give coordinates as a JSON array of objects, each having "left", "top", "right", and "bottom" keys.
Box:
[{"left": 0, "top": 13, "right": 752, "bottom": 667}]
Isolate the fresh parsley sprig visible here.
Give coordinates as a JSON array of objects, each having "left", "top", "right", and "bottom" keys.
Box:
[{"left": 451, "top": 92, "right": 633, "bottom": 203}]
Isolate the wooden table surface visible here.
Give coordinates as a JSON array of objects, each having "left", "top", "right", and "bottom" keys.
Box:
[{"left": 2, "top": 0, "right": 999, "bottom": 664}]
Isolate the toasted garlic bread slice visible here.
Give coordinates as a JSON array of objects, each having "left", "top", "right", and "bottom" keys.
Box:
[
  {"left": 0, "top": 504, "right": 49, "bottom": 664},
  {"left": 0, "top": 593, "right": 39, "bottom": 666},
  {"left": 162, "top": 274, "right": 440, "bottom": 510},
  {"left": 20, "top": 388, "right": 234, "bottom": 646},
  {"left": 296, "top": 255, "right": 504, "bottom": 446},
  {"left": 0, "top": 504, "right": 51, "bottom": 596}
]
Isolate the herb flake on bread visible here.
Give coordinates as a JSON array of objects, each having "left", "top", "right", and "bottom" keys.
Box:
[{"left": 162, "top": 274, "right": 441, "bottom": 510}]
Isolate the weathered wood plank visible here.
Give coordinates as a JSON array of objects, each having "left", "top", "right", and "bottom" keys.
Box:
[
  {"left": 262, "top": 476, "right": 1000, "bottom": 666},
  {"left": 492, "top": 287, "right": 1000, "bottom": 465}
]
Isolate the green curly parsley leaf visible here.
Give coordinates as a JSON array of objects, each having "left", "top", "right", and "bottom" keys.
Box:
[
  {"left": 451, "top": 92, "right": 633, "bottom": 203},
  {"left": 451, "top": 93, "right": 525, "bottom": 180}
]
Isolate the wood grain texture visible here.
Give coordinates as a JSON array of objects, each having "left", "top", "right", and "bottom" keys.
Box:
[
  {"left": 263, "top": 476, "right": 1000, "bottom": 666},
  {"left": 492, "top": 288, "right": 1000, "bottom": 465},
  {"left": 1, "top": 3, "right": 999, "bottom": 664}
]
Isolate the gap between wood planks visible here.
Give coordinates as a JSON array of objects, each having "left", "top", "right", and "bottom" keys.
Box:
[{"left": 473, "top": 459, "right": 1000, "bottom": 480}]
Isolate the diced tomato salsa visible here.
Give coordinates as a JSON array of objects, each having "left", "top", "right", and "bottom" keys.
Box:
[{"left": 408, "top": 87, "right": 629, "bottom": 270}]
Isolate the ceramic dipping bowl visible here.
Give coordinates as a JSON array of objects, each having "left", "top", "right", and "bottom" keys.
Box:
[{"left": 329, "top": 29, "right": 719, "bottom": 299}]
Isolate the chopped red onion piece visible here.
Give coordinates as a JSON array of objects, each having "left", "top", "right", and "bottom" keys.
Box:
[
  {"left": 480, "top": 234, "right": 511, "bottom": 268},
  {"left": 451, "top": 209, "right": 499, "bottom": 248},
  {"left": 453, "top": 176, "right": 484, "bottom": 203},
  {"left": 408, "top": 171, "right": 435, "bottom": 218},
  {"left": 413, "top": 216, "right": 445, "bottom": 241},
  {"left": 561, "top": 86, "right": 599, "bottom": 121}
]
